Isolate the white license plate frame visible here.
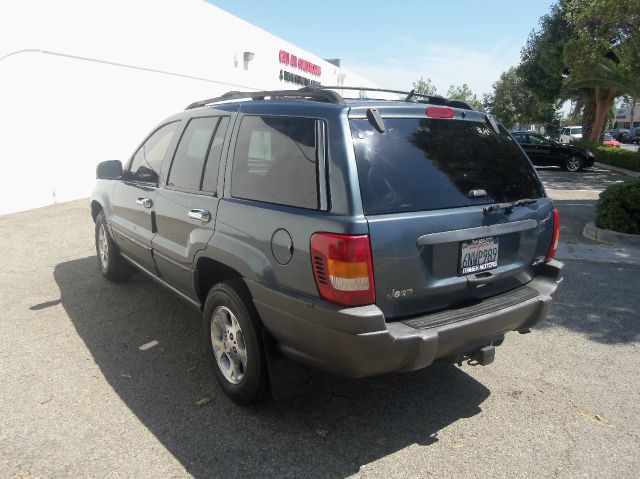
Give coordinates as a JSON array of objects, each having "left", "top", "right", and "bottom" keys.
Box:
[{"left": 460, "top": 236, "right": 500, "bottom": 275}]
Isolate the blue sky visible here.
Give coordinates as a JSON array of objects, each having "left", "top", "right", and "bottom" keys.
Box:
[{"left": 207, "top": 0, "right": 556, "bottom": 97}]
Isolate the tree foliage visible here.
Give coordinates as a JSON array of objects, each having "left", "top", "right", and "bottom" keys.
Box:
[
  {"left": 487, "top": 0, "right": 640, "bottom": 140},
  {"left": 483, "top": 68, "right": 560, "bottom": 131},
  {"left": 412, "top": 77, "right": 438, "bottom": 96},
  {"left": 520, "top": 0, "right": 640, "bottom": 140},
  {"left": 446, "top": 83, "right": 484, "bottom": 110}
]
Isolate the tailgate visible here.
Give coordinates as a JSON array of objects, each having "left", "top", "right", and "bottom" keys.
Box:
[{"left": 349, "top": 114, "right": 553, "bottom": 320}]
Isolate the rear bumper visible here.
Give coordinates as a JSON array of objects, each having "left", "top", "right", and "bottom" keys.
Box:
[{"left": 247, "top": 260, "right": 563, "bottom": 378}]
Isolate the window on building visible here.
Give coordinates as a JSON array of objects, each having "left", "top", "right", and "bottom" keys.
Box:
[
  {"left": 168, "top": 117, "right": 218, "bottom": 191},
  {"left": 231, "top": 116, "right": 319, "bottom": 209},
  {"left": 202, "top": 117, "right": 230, "bottom": 194},
  {"left": 128, "top": 122, "right": 180, "bottom": 183}
]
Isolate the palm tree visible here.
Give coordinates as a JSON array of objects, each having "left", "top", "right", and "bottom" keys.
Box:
[{"left": 563, "top": 57, "right": 640, "bottom": 141}]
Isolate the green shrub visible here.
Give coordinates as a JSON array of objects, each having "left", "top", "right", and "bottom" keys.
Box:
[
  {"left": 570, "top": 139, "right": 640, "bottom": 172},
  {"left": 594, "top": 147, "right": 640, "bottom": 172},
  {"left": 596, "top": 179, "right": 640, "bottom": 234}
]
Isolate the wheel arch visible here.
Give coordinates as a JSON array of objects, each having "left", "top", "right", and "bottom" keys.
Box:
[
  {"left": 194, "top": 256, "right": 252, "bottom": 309},
  {"left": 91, "top": 200, "right": 103, "bottom": 222}
]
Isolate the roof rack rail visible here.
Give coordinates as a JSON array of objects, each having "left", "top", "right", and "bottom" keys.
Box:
[
  {"left": 317, "top": 86, "right": 474, "bottom": 110},
  {"left": 185, "top": 87, "right": 343, "bottom": 110},
  {"left": 185, "top": 85, "right": 475, "bottom": 111}
]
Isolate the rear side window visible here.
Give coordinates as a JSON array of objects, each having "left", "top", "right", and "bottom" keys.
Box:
[
  {"left": 231, "top": 116, "right": 318, "bottom": 209},
  {"left": 351, "top": 118, "right": 544, "bottom": 215},
  {"left": 168, "top": 117, "right": 218, "bottom": 191},
  {"left": 128, "top": 122, "right": 179, "bottom": 183},
  {"left": 571, "top": 127, "right": 582, "bottom": 135}
]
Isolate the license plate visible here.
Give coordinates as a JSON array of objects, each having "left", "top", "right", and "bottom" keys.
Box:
[{"left": 460, "top": 237, "right": 499, "bottom": 275}]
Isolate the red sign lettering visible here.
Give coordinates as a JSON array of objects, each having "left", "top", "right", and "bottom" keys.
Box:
[{"left": 278, "top": 49, "right": 321, "bottom": 77}]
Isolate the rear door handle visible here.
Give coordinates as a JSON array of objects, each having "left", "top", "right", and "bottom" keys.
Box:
[
  {"left": 188, "top": 209, "right": 211, "bottom": 223},
  {"left": 136, "top": 197, "right": 153, "bottom": 208}
]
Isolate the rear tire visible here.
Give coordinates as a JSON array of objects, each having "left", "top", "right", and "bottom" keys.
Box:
[
  {"left": 202, "top": 280, "right": 268, "bottom": 404},
  {"left": 564, "top": 155, "right": 582, "bottom": 172},
  {"left": 95, "top": 211, "right": 133, "bottom": 282}
]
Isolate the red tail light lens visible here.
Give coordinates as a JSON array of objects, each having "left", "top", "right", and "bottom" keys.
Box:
[
  {"left": 545, "top": 208, "right": 560, "bottom": 262},
  {"left": 426, "top": 106, "right": 455, "bottom": 118},
  {"left": 310, "top": 233, "right": 375, "bottom": 307}
]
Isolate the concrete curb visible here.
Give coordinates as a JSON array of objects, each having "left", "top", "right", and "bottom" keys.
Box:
[
  {"left": 594, "top": 162, "right": 640, "bottom": 178},
  {"left": 583, "top": 222, "right": 640, "bottom": 247}
]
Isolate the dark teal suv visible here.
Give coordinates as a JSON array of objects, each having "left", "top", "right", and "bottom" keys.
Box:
[{"left": 91, "top": 87, "right": 563, "bottom": 404}]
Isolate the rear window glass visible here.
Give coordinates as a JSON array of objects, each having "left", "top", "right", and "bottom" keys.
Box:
[{"left": 351, "top": 118, "right": 544, "bottom": 215}]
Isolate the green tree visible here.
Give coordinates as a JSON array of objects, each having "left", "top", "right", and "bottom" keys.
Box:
[
  {"left": 446, "top": 83, "right": 484, "bottom": 110},
  {"left": 520, "top": 0, "right": 640, "bottom": 140},
  {"left": 483, "top": 67, "right": 560, "bottom": 131},
  {"left": 412, "top": 77, "right": 438, "bottom": 96}
]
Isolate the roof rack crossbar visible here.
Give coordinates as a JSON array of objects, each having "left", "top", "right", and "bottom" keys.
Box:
[{"left": 185, "top": 88, "right": 344, "bottom": 110}]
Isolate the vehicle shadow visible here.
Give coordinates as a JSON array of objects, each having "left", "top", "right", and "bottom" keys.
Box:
[
  {"left": 53, "top": 257, "right": 490, "bottom": 479},
  {"left": 540, "top": 260, "right": 640, "bottom": 344}
]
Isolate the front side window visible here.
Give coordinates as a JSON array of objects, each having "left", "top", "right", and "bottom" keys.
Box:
[
  {"left": 128, "top": 122, "right": 179, "bottom": 183},
  {"left": 528, "top": 134, "right": 547, "bottom": 145},
  {"left": 511, "top": 133, "right": 526, "bottom": 143},
  {"left": 168, "top": 117, "right": 218, "bottom": 191},
  {"left": 231, "top": 116, "right": 319, "bottom": 209}
]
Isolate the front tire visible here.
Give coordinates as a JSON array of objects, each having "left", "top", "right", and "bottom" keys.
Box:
[
  {"left": 202, "top": 281, "right": 268, "bottom": 404},
  {"left": 94, "top": 211, "right": 132, "bottom": 282},
  {"left": 565, "top": 155, "right": 582, "bottom": 172}
]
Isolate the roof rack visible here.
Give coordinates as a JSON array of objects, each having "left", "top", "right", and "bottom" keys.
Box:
[
  {"left": 185, "top": 86, "right": 474, "bottom": 110},
  {"left": 185, "top": 87, "right": 343, "bottom": 110},
  {"left": 318, "top": 86, "right": 474, "bottom": 110}
]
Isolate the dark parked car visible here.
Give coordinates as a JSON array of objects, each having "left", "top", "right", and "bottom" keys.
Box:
[
  {"left": 512, "top": 131, "right": 595, "bottom": 172},
  {"left": 91, "top": 87, "right": 563, "bottom": 404}
]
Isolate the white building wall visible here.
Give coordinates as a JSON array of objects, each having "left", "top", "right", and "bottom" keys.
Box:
[{"left": 0, "top": 0, "right": 376, "bottom": 215}]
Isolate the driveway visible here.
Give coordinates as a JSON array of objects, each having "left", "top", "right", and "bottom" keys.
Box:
[{"left": 0, "top": 168, "right": 639, "bottom": 478}]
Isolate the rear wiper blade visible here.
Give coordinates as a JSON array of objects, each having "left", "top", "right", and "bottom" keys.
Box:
[{"left": 483, "top": 198, "right": 537, "bottom": 215}]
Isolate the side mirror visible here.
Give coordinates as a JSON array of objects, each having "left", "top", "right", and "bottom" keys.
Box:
[{"left": 96, "top": 160, "right": 123, "bottom": 180}]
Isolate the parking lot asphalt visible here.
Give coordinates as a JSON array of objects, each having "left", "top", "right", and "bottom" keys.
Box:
[{"left": 1, "top": 166, "right": 639, "bottom": 478}]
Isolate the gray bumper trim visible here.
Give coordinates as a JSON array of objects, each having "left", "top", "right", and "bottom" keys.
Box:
[{"left": 247, "top": 260, "right": 563, "bottom": 378}]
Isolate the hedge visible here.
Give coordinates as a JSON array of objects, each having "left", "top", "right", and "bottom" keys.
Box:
[
  {"left": 595, "top": 179, "right": 640, "bottom": 235},
  {"left": 594, "top": 147, "right": 640, "bottom": 172},
  {"left": 571, "top": 139, "right": 640, "bottom": 172}
]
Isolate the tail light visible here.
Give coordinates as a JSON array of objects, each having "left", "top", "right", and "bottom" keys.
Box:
[
  {"left": 310, "top": 233, "right": 375, "bottom": 307},
  {"left": 545, "top": 208, "right": 560, "bottom": 262}
]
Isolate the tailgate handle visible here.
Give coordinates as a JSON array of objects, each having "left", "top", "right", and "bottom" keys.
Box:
[
  {"left": 466, "top": 271, "right": 500, "bottom": 288},
  {"left": 417, "top": 219, "right": 538, "bottom": 246}
]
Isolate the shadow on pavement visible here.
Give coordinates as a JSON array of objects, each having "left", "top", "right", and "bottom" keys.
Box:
[
  {"left": 53, "top": 257, "right": 490, "bottom": 479},
  {"left": 536, "top": 165, "right": 626, "bottom": 191},
  {"left": 541, "top": 260, "right": 640, "bottom": 344}
]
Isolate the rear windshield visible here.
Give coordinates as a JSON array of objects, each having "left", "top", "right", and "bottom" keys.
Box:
[{"left": 350, "top": 118, "right": 544, "bottom": 215}]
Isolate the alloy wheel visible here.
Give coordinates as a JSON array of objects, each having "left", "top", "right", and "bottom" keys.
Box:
[
  {"left": 98, "top": 224, "right": 109, "bottom": 270},
  {"left": 210, "top": 306, "right": 247, "bottom": 384}
]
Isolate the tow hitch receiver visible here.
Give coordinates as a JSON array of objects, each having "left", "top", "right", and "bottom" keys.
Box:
[{"left": 467, "top": 345, "right": 495, "bottom": 366}]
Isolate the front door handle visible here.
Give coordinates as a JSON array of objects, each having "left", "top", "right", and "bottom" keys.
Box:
[
  {"left": 136, "top": 197, "right": 153, "bottom": 208},
  {"left": 188, "top": 209, "right": 211, "bottom": 223}
]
